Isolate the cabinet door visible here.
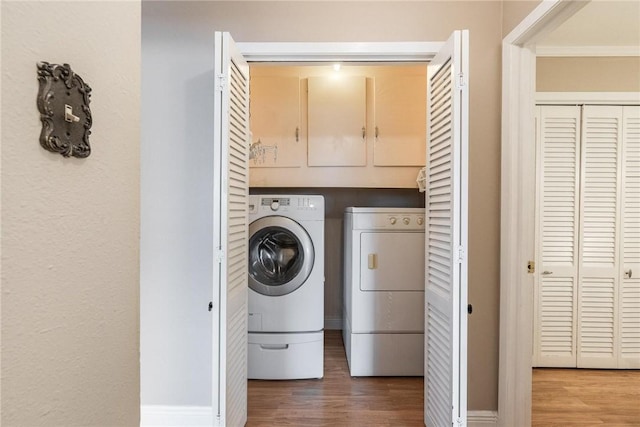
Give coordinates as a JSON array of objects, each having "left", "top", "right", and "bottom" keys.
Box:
[
  {"left": 307, "top": 75, "right": 367, "bottom": 166},
  {"left": 374, "top": 73, "right": 426, "bottom": 166},
  {"left": 249, "top": 75, "right": 301, "bottom": 167}
]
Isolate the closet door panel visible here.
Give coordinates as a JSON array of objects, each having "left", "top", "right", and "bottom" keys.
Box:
[
  {"left": 534, "top": 105, "right": 581, "bottom": 367},
  {"left": 577, "top": 105, "right": 623, "bottom": 369},
  {"left": 620, "top": 105, "right": 640, "bottom": 368}
]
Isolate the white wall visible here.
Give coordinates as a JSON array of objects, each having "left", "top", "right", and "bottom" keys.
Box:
[
  {"left": 140, "top": 7, "right": 215, "bottom": 406},
  {"left": 1, "top": 1, "right": 141, "bottom": 425},
  {"left": 141, "top": 0, "right": 504, "bottom": 412}
]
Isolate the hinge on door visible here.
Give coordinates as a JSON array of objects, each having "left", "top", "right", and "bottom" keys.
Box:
[
  {"left": 457, "top": 246, "right": 465, "bottom": 263},
  {"left": 455, "top": 417, "right": 464, "bottom": 426},
  {"left": 215, "top": 73, "right": 227, "bottom": 92},
  {"left": 216, "top": 249, "right": 225, "bottom": 263},
  {"left": 456, "top": 72, "right": 466, "bottom": 90}
]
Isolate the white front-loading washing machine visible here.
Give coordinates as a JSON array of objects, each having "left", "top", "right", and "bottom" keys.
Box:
[{"left": 247, "top": 194, "right": 324, "bottom": 379}]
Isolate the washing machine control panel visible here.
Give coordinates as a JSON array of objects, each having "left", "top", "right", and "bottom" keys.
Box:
[{"left": 249, "top": 196, "right": 324, "bottom": 219}]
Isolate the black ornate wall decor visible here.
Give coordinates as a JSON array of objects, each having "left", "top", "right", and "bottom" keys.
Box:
[{"left": 36, "top": 62, "right": 92, "bottom": 158}]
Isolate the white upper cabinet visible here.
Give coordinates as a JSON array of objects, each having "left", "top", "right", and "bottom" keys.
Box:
[
  {"left": 248, "top": 65, "right": 426, "bottom": 188},
  {"left": 374, "top": 69, "right": 427, "bottom": 166},
  {"left": 307, "top": 75, "right": 367, "bottom": 167},
  {"left": 249, "top": 75, "right": 302, "bottom": 168}
]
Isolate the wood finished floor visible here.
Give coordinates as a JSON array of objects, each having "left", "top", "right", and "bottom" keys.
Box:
[
  {"left": 532, "top": 368, "right": 640, "bottom": 427},
  {"left": 247, "top": 331, "right": 640, "bottom": 426},
  {"left": 247, "top": 330, "right": 424, "bottom": 426}
]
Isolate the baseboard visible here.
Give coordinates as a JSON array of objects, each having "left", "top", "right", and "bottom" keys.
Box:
[
  {"left": 324, "top": 317, "right": 342, "bottom": 330},
  {"left": 141, "top": 405, "right": 496, "bottom": 426},
  {"left": 468, "top": 410, "right": 498, "bottom": 427},
  {"left": 140, "top": 405, "right": 213, "bottom": 426}
]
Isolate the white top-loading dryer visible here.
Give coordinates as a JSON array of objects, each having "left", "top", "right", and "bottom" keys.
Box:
[{"left": 343, "top": 207, "right": 425, "bottom": 376}]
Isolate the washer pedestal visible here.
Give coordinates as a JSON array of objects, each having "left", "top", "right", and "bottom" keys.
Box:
[{"left": 248, "top": 332, "right": 324, "bottom": 380}]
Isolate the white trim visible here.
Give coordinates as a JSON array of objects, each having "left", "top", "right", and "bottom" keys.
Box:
[
  {"left": 324, "top": 317, "right": 342, "bottom": 330},
  {"left": 499, "top": 1, "right": 589, "bottom": 427},
  {"left": 468, "top": 410, "right": 499, "bottom": 427},
  {"left": 236, "top": 41, "right": 443, "bottom": 62},
  {"left": 140, "top": 405, "right": 213, "bottom": 427},
  {"left": 536, "top": 92, "right": 640, "bottom": 105},
  {"left": 536, "top": 45, "right": 640, "bottom": 57}
]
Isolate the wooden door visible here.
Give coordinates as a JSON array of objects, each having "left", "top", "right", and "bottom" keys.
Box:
[
  {"left": 424, "top": 29, "right": 469, "bottom": 427},
  {"left": 249, "top": 75, "right": 302, "bottom": 167},
  {"left": 533, "top": 105, "right": 581, "bottom": 367},
  {"left": 212, "top": 31, "right": 249, "bottom": 427},
  {"left": 307, "top": 75, "right": 367, "bottom": 166},
  {"left": 373, "top": 68, "right": 427, "bottom": 166},
  {"left": 577, "top": 105, "right": 623, "bottom": 369}
]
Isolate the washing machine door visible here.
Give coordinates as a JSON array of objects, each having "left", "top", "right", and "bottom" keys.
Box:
[{"left": 248, "top": 216, "right": 315, "bottom": 296}]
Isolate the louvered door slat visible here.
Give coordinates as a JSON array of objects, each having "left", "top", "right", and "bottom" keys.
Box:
[
  {"left": 534, "top": 106, "right": 581, "bottom": 367},
  {"left": 577, "top": 105, "right": 623, "bottom": 369},
  {"left": 620, "top": 105, "right": 640, "bottom": 368}
]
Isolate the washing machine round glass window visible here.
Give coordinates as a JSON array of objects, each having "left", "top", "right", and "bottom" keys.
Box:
[{"left": 248, "top": 216, "right": 315, "bottom": 296}]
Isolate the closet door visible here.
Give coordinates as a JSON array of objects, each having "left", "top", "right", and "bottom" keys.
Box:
[
  {"left": 620, "top": 106, "right": 640, "bottom": 369},
  {"left": 212, "top": 31, "right": 249, "bottom": 427},
  {"left": 424, "top": 29, "right": 468, "bottom": 427},
  {"left": 577, "top": 105, "right": 623, "bottom": 369},
  {"left": 533, "top": 105, "right": 581, "bottom": 367}
]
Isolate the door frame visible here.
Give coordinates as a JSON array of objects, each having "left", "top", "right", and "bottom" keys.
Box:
[
  {"left": 499, "top": 1, "right": 588, "bottom": 426},
  {"left": 236, "top": 40, "right": 448, "bottom": 422},
  {"left": 237, "top": 42, "right": 443, "bottom": 62}
]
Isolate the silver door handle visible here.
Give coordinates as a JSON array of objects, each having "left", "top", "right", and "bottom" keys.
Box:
[
  {"left": 541, "top": 271, "right": 553, "bottom": 275},
  {"left": 625, "top": 269, "right": 633, "bottom": 279}
]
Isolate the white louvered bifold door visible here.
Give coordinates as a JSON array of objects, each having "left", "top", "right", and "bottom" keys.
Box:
[
  {"left": 620, "top": 106, "right": 640, "bottom": 369},
  {"left": 212, "top": 31, "right": 249, "bottom": 427},
  {"left": 424, "top": 30, "right": 468, "bottom": 427},
  {"left": 577, "top": 105, "right": 623, "bottom": 369},
  {"left": 533, "top": 105, "right": 581, "bottom": 367}
]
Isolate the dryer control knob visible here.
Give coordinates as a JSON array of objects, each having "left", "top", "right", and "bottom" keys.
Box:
[
  {"left": 417, "top": 217, "right": 424, "bottom": 225},
  {"left": 389, "top": 216, "right": 397, "bottom": 225},
  {"left": 403, "top": 217, "right": 410, "bottom": 225},
  {"left": 270, "top": 201, "right": 280, "bottom": 211}
]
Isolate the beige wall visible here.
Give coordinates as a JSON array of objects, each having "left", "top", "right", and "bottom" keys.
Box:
[
  {"left": 1, "top": 1, "right": 141, "bottom": 425},
  {"left": 537, "top": 56, "right": 640, "bottom": 92},
  {"left": 502, "top": 0, "right": 542, "bottom": 36},
  {"left": 144, "top": 0, "right": 504, "bottom": 411}
]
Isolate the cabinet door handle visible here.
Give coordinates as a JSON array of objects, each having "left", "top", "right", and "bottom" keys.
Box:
[
  {"left": 362, "top": 126, "right": 366, "bottom": 140},
  {"left": 625, "top": 269, "right": 633, "bottom": 279},
  {"left": 295, "top": 126, "right": 299, "bottom": 142},
  {"left": 375, "top": 126, "right": 379, "bottom": 139}
]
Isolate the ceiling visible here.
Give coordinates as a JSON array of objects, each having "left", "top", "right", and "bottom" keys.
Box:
[{"left": 537, "top": 1, "right": 640, "bottom": 53}]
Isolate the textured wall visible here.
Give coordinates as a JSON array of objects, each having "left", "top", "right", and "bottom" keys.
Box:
[
  {"left": 1, "top": 1, "right": 141, "bottom": 425},
  {"left": 537, "top": 56, "right": 640, "bottom": 92},
  {"left": 142, "top": 0, "right": 504, "bottom": 412}
]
